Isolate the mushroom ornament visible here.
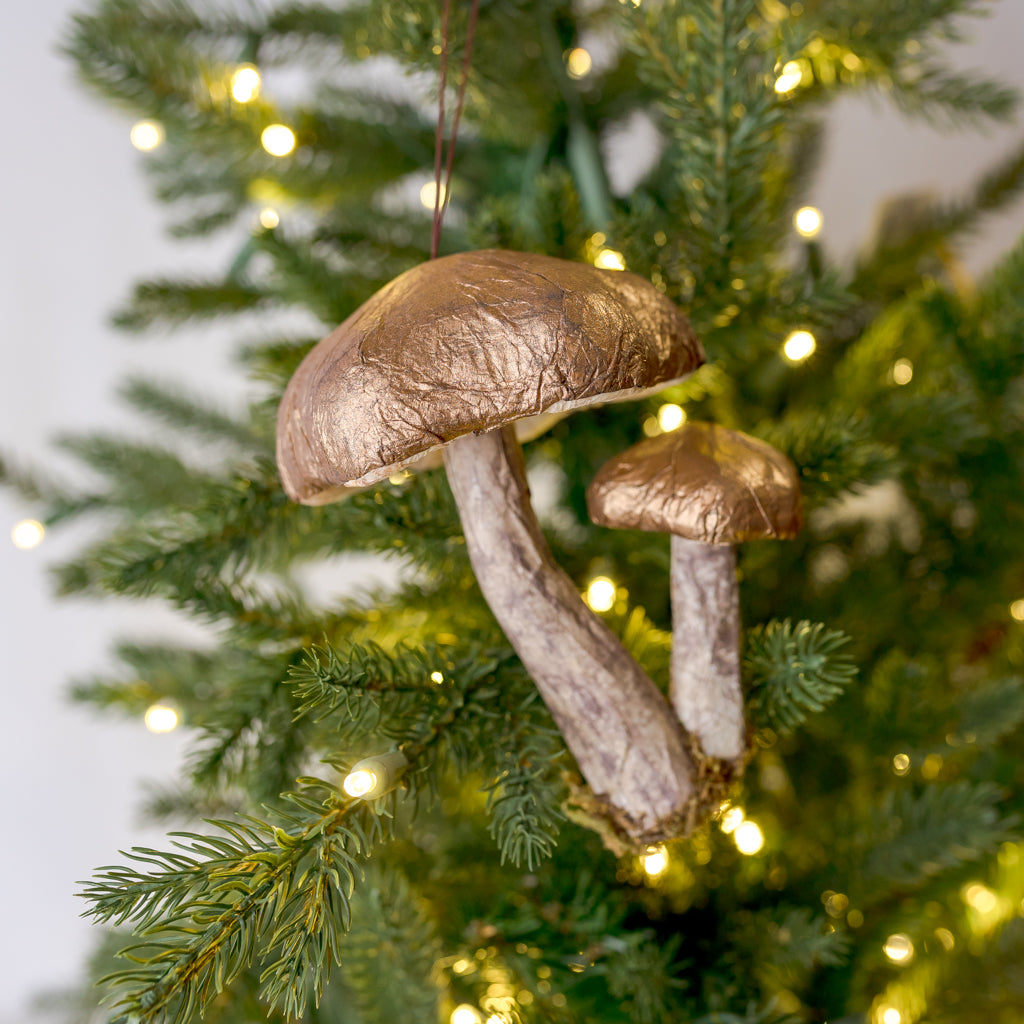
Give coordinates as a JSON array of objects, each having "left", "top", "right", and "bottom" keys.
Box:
[
  {"left": 587, "top": 422, "right": 803, "bottom": 765},
  {"left": 277, "top": 249, "right": 707, "bottom": 845}
]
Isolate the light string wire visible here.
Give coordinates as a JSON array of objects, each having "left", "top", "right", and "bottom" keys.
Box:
[{"left": 430, "top": 0, "right": 481, "bottom": 259}]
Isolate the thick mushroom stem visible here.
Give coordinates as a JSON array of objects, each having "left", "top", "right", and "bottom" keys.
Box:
[
  {"left": 443, "top": 426, "right": 696, "bottom": 840},
  {"left": 669, "top": 534, "right": 746, "bottom": 761}
]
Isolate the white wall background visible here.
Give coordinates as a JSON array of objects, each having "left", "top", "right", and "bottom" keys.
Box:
[{"left": 1, "top": 2, "right": 1023, "bottom": 1019}]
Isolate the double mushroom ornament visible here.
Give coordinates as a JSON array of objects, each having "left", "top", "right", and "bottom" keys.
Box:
[{"left": 276, "top": 249, "right": 802, "bottom": 851}]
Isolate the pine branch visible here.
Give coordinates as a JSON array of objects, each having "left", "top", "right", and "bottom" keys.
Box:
[
  {"left": 745, "top": 620, "right": 858, "bottom": 734},
  {"left": 955, "top": 677, "right": 1024, "bottom": 747}
]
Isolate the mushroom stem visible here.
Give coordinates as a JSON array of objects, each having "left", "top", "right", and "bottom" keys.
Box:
[
  {"left": 669, "top": 535, "right": 746, "bottom": 761},
  {"left": 443, "top": 426, "right": 695, "bottom": 840}
]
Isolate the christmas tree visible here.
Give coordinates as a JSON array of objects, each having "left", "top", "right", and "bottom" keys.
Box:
[{"left": 7, "top": 0, "right": 1024, "bottom": 1020}]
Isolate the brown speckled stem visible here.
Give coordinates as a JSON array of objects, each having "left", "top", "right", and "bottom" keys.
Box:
[
  {"left": 670, "top": 535, "right": 745, "bottom": 761},
  {"left": 443, "top": 426, "right": 695, "bottom": 840}
]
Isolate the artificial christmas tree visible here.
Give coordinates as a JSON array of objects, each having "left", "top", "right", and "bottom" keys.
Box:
[{"left": 6, "top": 0, "right": 1024, "bottom": 1021}]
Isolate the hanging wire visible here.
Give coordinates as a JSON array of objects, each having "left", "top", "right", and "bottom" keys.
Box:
[{"left": 430, "top": 0, "right": 481, "bottom": 259}]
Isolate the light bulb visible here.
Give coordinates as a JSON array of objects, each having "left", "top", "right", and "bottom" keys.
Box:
[
  {"left": 130, "top": 120, "right": 164, "bottom": 151},
  {"left": 1011, "top": 599, "right": 1024, "bottom": 621},
  {"left": 420, "top": 181, "right": 448, "bottom": 209},
  {"left": 881, "top": 1008, "right": 902, "bottom": 1024},
  {"left": 793, "top": 205, "right": 822, "bottom": 238},
  {"left": 593, "top": 248, "right": 626, "bottom": 271},
  {"left": 782, "top": 329, "right": 816, "bottom": 362},
  {"left": 566, "top": 47, "right": 592, "bottom": 79},
  {"left": 430, "top": 671, "right": 444, "bottom": 684},
  {"left": 343, "top": 769, "right": 378, "bottom": 798},
  {"left": 774, "top": 60, "right": 803, "bottom": 93},
  {"left": 230, "top": 65, "right": 261, "bottom": 103},
  {"left": 891, "top": 358, "right": 913, "bottom": 385},
  {"left": 144, "top": 702, "right": 180, "bottom": 733},
  {"left": 657, "top": 403, "right": 685, "bottom": 432},
  {"left": 719, "top": 805, "right": 745, "bottom": 833},
  {"left": 964, "top": 882, "right": 997, "bottom": 913},
  {"left": 11, "top": 519, "right": 44, "bottom": 549},
  {"left": 883, "top": 933, "right": 914, "bottom": 965},
  {"left": 733, "top": 820, "right": 765, "bottom": 855},
  {"left": 451, "top": 1006, "right": 483, "bottom": 1024},
  {"left": 258, "top": 207, "right": 280, "bottom": 229},
  {"left": 261, "top": 124, "right": 296, "bottom": 157},
  {"left": 891, "top": 753, "right": 910, "bottom": 776},
  {"left": 641, "top": 844, "right": 668, "bottom": 877},
  {"left": 585, "top": 576, "right": 616, "bottom": 612}
]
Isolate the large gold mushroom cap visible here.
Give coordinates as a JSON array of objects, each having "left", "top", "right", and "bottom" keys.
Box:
[
  {"left": 587, "top": 422, "right": 803, "bottom": 545},
  {"left": 277, "top": 249, "right": 703, "bottom": 504}
]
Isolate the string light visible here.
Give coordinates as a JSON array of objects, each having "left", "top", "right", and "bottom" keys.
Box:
[
  {"left": 342, "top": 751, "right": 410, "bottom": 800},
  {"left": 733, "top": 819, "right": 765, "bottom": 855},
  {"left": 566, "top": 47, "right": 593, "bottom": 79},
  {"left": 1011, "top": 599, "right": 1024, "bottom": 621},
  {"left": 879, "top": 1007, "right": 902, "bottom": 1024},
  {"left": 230, "top": 64, "right": 261, "bottom": 103},
  {"left": 719, "top": 805, "right": 745, "bottom": 834},
  {"left": 451, "top": 1006, "right": 483, "bottom": 1024},
  {"left": 891, "top": 752, "right": 911, "bottom": 776},
  {"left": 793, "top": 205, "right": 822, "bottom": 238},
  {"left": 130, "top": 120, "right": 164, "bottom": 151},
  {"left": 593, "top": 248, "right": 626, "bottom": 271},
  {"left": 10, "top": 519, "right": 45, "bottom": 550},
  {"left": 258, "top": 208, "right": 280, "bottom": 229},
  {"left": 261, "top": 124, "right": 296, "bottom": 157},
  {"left": 420, "top": 181, "right": 447, "bottom": 209},
  {"left": 782, "top": 329, "right": 816, "bottom": 362},
  {"left": 584, "top": 576, "right": 616, "bottom": 612},
  {"left": 891, "top": 358, "right": 914, "bottom": 385},
  {"left": 657, "top": 403, "right": 686, "bottom": 432},
  {"left": 883, "top": 933, "right": 914, "bottom": 965},
  {"left": 963, "top": 882, "right": 997, "bottom": 913},
  {"left": 144, "top": 702, "right": 180, "bottom": 733},
  {"left": 342, "top": 768, "right": 378, "bottom": 798},
  {"left": 641, "top": 844, "right": 669, "bottom": 877},
  {"left": 431, "top": 671, "right": 445, "bottom": 684},
  {"left": 774, "top": 60, "right": 803, "bottom": 93}
]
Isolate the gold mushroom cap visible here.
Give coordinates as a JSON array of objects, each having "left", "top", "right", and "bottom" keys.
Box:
[
  {"left": 586, "top": 422, "right": 803, "bottom": 545},
  {"left": 277, "top": 249, "right": 703, "bottom": 504}
]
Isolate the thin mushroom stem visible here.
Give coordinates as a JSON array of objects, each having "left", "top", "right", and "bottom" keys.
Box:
[
  {"left": 443, "top": 426, "right": 695, "bottom": 842},
  {"left": 669, "top": 534, "right": 746, "bottom": 762}
]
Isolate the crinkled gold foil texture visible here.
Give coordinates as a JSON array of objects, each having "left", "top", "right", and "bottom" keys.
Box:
[
  {"left": 277, "top": 249, "right": 704, "bottom": 503},
  {"left": 587, "top": 422, "right": 803, "bottom": 544}
]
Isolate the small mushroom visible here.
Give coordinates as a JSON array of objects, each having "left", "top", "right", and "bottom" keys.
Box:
[
  {"left": 277, "top": 249, "right": 706, "bottom": 842},
  {"left": 586, "top": 422, "right": 802, "bottom": 763}
]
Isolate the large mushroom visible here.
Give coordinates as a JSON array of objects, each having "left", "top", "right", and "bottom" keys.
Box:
[
  {"left": 277, "top": 249, "right": 705, "bottom": 843},
  {"left": 587, "top": 422, "right": 802, "bottom": 764}
]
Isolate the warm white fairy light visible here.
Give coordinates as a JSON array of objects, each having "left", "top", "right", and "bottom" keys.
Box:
[
  {"left": 593, "top": 248, "right": 626, "bottom": 271},
  {"left": 657, "top": 403, "right": 686, "bottom": 432},
  {"left": 451, "top": 1005, "right": 483, "bottom": 1024},
  {"left": 891, "top": 752, "right": 910, "bottom": 776},
  {"left": 964, "top": 882, "right": 997, "bottom": 913},
  {"left": 793, "top": 205, "right": 822, "bottom": 238},
  {"left": 782, "top": 329, "right": 816, "bottom": 363},
  {"left": 566, "top": 47, "right": 593, "bottom": 79},
  {"left": 261, "top": 123, "right": 296, "bottom": 156},
  {"left": 719, "top": 805, "right": 745, "bottom": 834},
  {"left": 130, "top": 120, "right": 164, "bottom": 151},
  {"left": 258, "top": 207, "right": 280, "bottom": 229},
  {"left": 880, "top": 1007, "right": 902, "bottom": 1024},
  {"left": 733, "top": 819, "right": 765, "bottom": 855},
  {"left": 585, "top": 576, "right": 616, "bottom": 612},
  {"left": 230, "top": 65, "right": 261, "bottom": 103},
  {"left": 144, "top": 702, "right": 180, "bottom": 733},
  {"left": 1011, "top": 599, "right": 1024, "bottom": 622},
  {"left": 343, "top": 768, "right": 378, "bottom": 798},
  {"left": 10, "top": 519, "right": 45, "bottom": 550},
  {"left": 891, "top": 358, "right": 914, "bottom": 385},
  {"left": 883, "top": 933, "right": 914, "bottom": 965},
  {"left": 431, "top": 671, "right": 444, "bottom": 684},
  {"left": 641, "top": 844, "right": 669, "bottom": 877},
  {"left": 774, "top": 60, "right": 803, "bottom": 93},
  {"left": 420, "top": 181, "right": 448, "bottom": 209}
]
